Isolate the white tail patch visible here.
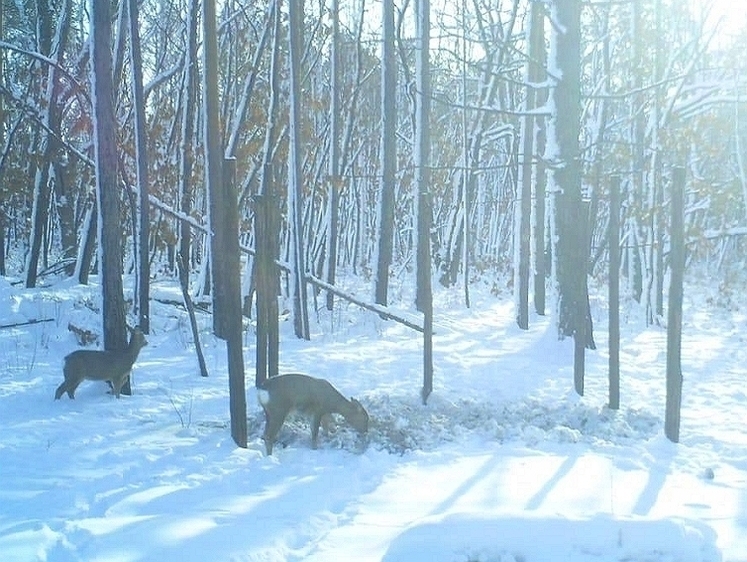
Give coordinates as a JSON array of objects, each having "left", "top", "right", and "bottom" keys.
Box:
[{"left": 257, "top": 388, "right": 270, "bottom": 406}]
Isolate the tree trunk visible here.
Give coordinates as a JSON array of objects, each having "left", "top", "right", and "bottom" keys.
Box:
[
  {"left": 514, "top": 1, "right": 543, "bottom": 330},
  {"left": 374, "top": 0, "right": 396, "bottom": 307},
  {"left": 532, "top": 4, "right": 548, "bottom": 317},
  {"left": 128, "top": 0, "right": 150, "bottom": 334},
  {"left": 203, "top": 0, "right": 227, "bottom": 339},
  {"left": 254, "top": 0, "right": 282, "bottom": 387},
  {"left": 91, "top": 0, "right": 128, "bottom": 380},
  {"left": 202, "top": 0, "right": 247, "bottom": 447},
  {"left": 288, "top": 0, "right": 310, "bottom": 340},
  {"left": 608, "top": 175, "right": 621, "bottom": 409},
  {"left": 75, "top": 197, "right": 97, "bottom": 285},
  {"left": 177, "top": 0, "right": 199, "bottom": 289},
  {"left": 25, "top": 0, "right": 70, "bottom": 288},
  {"left": 325, "top": 0, "right": 342, "bottom": 310},
  {"left": 665, "top": 167, "right": 685, "bottom": 443},
  {"left": 550, "top": 0, "right": 593, "bottom": 395},
  {"left": 415, "top": 0, "right": 433, "bottom": 403}
]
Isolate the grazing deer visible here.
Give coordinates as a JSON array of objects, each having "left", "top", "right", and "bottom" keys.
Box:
[
  {"left": 257, "top": 373, "right": 369, "bottom": 454},
  {"left": 55, "top": 327, "right": 148, "bottom": 399}
]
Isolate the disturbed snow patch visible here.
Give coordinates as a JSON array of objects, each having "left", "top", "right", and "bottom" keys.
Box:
[
  {"left": 363, "top": 393, "right": 660, "bottom": 454},
  {"left": 253, "top": 392, "right": 661, "bottom": 456}
]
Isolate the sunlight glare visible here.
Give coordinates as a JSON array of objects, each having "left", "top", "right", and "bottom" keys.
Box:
[{"left": 687, "top": 0, "right": 747, "bottom": 38}]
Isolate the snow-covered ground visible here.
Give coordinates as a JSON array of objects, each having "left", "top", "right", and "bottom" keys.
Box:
[{"left": 0, "top": 273, "right": 745, "bottom": 562}]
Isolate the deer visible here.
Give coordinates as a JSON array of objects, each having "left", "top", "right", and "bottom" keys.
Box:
[
  {"left": 55, "top": 326, "right": 148, "bottom": 400},
  {"left": 257, "top": 373, "right": 369, "bottom": 454}
]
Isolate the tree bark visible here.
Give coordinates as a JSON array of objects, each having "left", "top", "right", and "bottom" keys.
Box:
[
  {"left": 325, "top": 0, "right": 342, "bottom": 311},
  {"left": 128, "top": 0, "right": 150, "bottom": 333},
  {"left": 202, "top": 0, "right": 247, "bottom": 447},
  {"left": 415, "top": 0, "right": 433, "bottom": 403},
  {"left": 287, "top": 0, "right": 310, "bottom": 340},
  {"left": 25, "top": 0, "right": 70, "bottom": 288},
  {"left": 374, "top": 0, "right": 396, "bottom": 307},
  {"left": 550, "top": 0, "right": 593, "bottom": 395},
  {"left": 91, "top": 0, "right": 128, "bottom": 379},
  {"left": 665, "top": 167, "right": 685, "bottom": 443}
]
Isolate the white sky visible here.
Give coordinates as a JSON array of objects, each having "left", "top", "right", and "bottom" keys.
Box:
[{"left": 688, "top": 0, "right": 747, "bottom": 39}]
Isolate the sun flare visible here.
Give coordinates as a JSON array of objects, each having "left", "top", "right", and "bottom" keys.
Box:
[{"left": 687, "top": 0, "right": 747, "bottom": 36}]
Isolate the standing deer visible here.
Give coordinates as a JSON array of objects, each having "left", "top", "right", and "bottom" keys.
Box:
[
  {"left": 55, "top": 327, "right": 148, "bottom": 399},
  {"left": 257, "top": 373, "right": 369, "bottom": 454}
]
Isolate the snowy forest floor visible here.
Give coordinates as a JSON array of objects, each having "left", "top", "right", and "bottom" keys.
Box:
[{"left": 0, "top": 272, "right": 745, "bottom": 562}]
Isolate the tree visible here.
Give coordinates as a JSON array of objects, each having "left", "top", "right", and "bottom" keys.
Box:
[
  {"left": 254, "top": 0, "right": 282, "bottom": 387},
  {"left": 665, "top": 167, "right": 685, "bottom": 443},
  {"left": 514, "top": 0, "right": 545, "bottom": 330},
  {"left": 203, "top": 0, "right": 247, "bottom": 448},
  {"left": 128, "top": 0, "right": 150, "bottom": 334},
  {"left": 91, "top": 0, "right": 128, "bottom": 365},
  {"left": 0, "top": 0, "right": 4, "bottom": 277},
  {"left": 325, "top": 0, "right": 342, "bottom": 310},
  {"left": 25, "top": 0, "right": 70, "bottom": 287},
  {"left": 415, "top": 0, "right": 433, "bottom": 403},
  {"left": 287, "top": 0, "right": 310, "bottom": 340},
  {"left": 374, "top": 0, "right": 397, "bottom": 307},
  {"left": 548, "top": 0, "right": 594, "bottom": 395}
]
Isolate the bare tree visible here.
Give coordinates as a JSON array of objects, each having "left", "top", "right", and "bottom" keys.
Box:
[
  {"left": 325, "top": 0, "right": 342, "bottom": 310},
  {"left": 287, "top": 0, "right": 310, "bottom": 340},
  {"left": 128, "top": 0, "right": 150, "bottom": 334},
  {"left": 25, "top": 0, "right": 70, "bottom": 287},
  {"left": 203, "top": 0, "right": 247, "bottom": 447},
  {"left": 514, "top": 0, "right": 545, "bottom": 330},
  {"left": 415, "top": 0, "right": 433, "bottom": 403},
  {"left": 549, "top": 0, "right": 594, "bottom": 395},
  {"left": 254, "top": 0, "right": 282, "bottom": 387},
  {"left": 91, "top": 0, "right": 128, "bottom": 364},
  {"left": 374, "top": 0, "right": 397, "bottom": 307}
]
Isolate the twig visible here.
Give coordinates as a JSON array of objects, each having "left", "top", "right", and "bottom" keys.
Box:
[{"left": 0, "top": 318, "right": 55, "bottom": 330}]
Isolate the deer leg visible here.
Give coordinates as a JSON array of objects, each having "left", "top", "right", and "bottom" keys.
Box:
[
  {"left": 311, "top": 413, "right": 323, "bottom": 449},
  {"left": 112, "top": 371, "right": 130, "bottom": 399},
  {"left": 54, "top": 381, "right": 68, "bottom": 400},
  {"left": 262, "top": 408, "right": 287, "bottom": 455},
  {"left": 66, "top": 377, "right": 83, "bottom": 399}
]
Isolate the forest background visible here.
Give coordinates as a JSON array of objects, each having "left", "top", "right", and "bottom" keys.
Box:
[{"left": 0, "top": 0, "right": 746, "bottom": 445}]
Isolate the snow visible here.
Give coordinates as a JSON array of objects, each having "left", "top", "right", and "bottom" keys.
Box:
[{"left": 1, "top": 273, "right": 746, "bottom": 562}]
